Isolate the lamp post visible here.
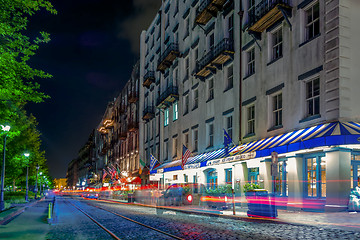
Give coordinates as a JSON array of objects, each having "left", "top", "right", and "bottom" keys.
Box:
[
  {"left": 0, "top": 125, "right": 10, "bottom": 211},
  {"left": 35, "top": 165, "right": 39, "bottom": 199},
  {"left": 24, "top": 153, "right": 30, "bottom": 202}
]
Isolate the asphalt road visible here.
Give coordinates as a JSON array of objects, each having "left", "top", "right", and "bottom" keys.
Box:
[{"left": 47, "top": 196, "right": 360, "bottom": 240}]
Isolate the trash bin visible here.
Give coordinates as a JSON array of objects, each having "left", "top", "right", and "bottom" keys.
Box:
[
  {"left": 245, "top": 189, "right": 277, "bottom": 218},
  {"left": 128, "top": 193, "right": 135, "bottom": 203}
]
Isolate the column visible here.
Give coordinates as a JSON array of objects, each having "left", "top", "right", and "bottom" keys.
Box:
[
  {"left": 287, "top": 156, "right": 304, "bottom": 210},
  {"left": 325, "top": 148, "right": 351, "bottom": 211},
  {"left": 259, "top": 159, "right": 272, "bottom": 192}
]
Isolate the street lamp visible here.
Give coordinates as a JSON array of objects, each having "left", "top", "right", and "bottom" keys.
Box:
[
  {"left": 35, "top": 165, "right": 39, "bottom": 199},
  {"left": 24, "top": 153, "right": 30, "bottom": 201},
  {"left": 0, "top": 125, "right": 10, "bottom": 211}
]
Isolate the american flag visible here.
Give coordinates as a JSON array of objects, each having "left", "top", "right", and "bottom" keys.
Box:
[
  {"left": 181, "top": 145, "right": 191, "bottom": 170},
  {"left": 150, "top": 154, "right": 159, "bottom": 172}
]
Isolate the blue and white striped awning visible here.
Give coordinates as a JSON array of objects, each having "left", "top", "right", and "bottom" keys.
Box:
[{"left": 151, "top": 122, "right": 360, "bottom": 174}]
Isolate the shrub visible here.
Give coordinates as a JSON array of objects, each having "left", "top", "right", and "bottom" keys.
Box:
[{"left": 243, "top": 183, "right": 261, "bottom": 193}]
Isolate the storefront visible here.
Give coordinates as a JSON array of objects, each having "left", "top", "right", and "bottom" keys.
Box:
[{"left": 151, "top": 122, "right": 360, "bottom": 211}]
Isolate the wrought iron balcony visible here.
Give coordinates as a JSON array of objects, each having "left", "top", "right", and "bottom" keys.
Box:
[
  {"left": 157, "top": 43, "right": 180, "bottom": 73},
  {"left": 142, "top": 106, "right": 155, "bottom": 120},
  {"left": 195, "top": 0, "right": 228, "bottom": 25},
  {"left": 143, "top": 71, "right": 155, "bottom": 88},
  {"left": 247, "top": 0, "right": 292, "bottom": 33},
  {"left": 195, "top": 38, "right": 234, "bottom": 79},
  {"left": 128, "top": 120, "right": 139, "bottom": 132},
  {"left": 119, "top": 131, "right": 127, "bottom": 140},
  {"left": 128, "top": 91, "right": 139, "bottom": 103},
  {"left": 156, "top": 86, "right": 179, "bottom": 109}
]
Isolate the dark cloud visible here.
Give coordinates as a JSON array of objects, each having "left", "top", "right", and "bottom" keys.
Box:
[{"left": 118, "top": 0, "right": 161, "bottom": 54}]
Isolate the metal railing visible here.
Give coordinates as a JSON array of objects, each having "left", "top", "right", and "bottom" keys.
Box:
[
  {"left": 157, "top": 86, "right": 178, "bottom": 106},
  {"left": 143, "top": 71, "right": 155, "bottom": 82},
  {"left": 143, "top": 106, "right": 155, "bottom": 117},
  {"left": 157, "top": 43, "right": 179, "bottom": 66},
  {"left": 248, "top": 0, "right": 290, "bottom": 27},
  {"left": 195, "top": 38, "right": 234, "bottom": 73},
  {"left": 196, "top": 0, "right": 213, "bottom": 16}
]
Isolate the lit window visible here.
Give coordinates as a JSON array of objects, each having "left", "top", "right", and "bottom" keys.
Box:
[
  {"left": 173, "top": 175, "right": 178, "bottom": 180},
  {"left": 305, "top": 2, "right": 320, "bottom": 41},
  {"left": 306, "top": 78, "right": 320, "bottom": 117},
  {"left": 306, "top": 156, "right": 326, "bottom": 198},
  {"left": 173, "top": 101, "right": 178, "bottom": 121},
  {"left": 272, "top": 93, "right": 282, "bottom": 127},
  {"left": 247, "top": 105, "right": 255, "bottom": 135},
  {"left": 164, "top": 108, "right": 169, "bottom": 126}
]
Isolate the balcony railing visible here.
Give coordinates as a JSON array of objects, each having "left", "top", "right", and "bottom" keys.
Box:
[
  {"left": 119, "top": 131, "right": 127, "bottom": 140},
  {"left": 156, "top": 86, "right": 179, "bottom": 109},
  {"left": 143, "top": 71, "right": 155, "bottom": 88},
  {"left": 247, "top": 0, "right": 292, "bottom": 33},
  {"left": 157, "top": 43, "right": 180, "bottom": 73},
  {"left": 128, "top": 91, "right": 139, "bottom": 103},
  {"left": 128, "top": 121, "right": 139, "bottom": 132},
  {"left": 195, "top": 0, "right": 228, "bottom": 25},
  {"left": 195, "top": 38, "right": 234, "bottom": 79},
  {"left": 142, "top": 106, "right": 155, "bottom": 120}
]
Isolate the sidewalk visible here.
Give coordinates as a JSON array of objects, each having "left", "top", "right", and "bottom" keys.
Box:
[{"left": 0, "top": 198, "right": 52, "bottom": 240}]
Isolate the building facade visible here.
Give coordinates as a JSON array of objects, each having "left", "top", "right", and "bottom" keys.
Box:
[{"left": 139, "top": 0, "right": 242, "bottom": 188}]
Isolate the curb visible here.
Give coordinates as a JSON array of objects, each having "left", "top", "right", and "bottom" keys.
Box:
[{"left": 0, "top": 197, "right": 44, "bottom": 225}]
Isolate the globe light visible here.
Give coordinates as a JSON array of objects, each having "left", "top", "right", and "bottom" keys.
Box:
[{"left": 1, "top": 125, "right": 10, "bottom": 132}]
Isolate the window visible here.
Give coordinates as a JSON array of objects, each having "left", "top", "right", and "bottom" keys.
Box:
[
  {"left": 184, "top": 133, "right": 189, "bottom": 148},
  {"left": 208, "top": 78, "right": 214, "bottom": 101},
  {"left": 248, "top": 167, "right": 259, "bottom": 184},
  {"left": 274, "top": 161, "right": 288, "bottom": 197},
  {"left": 305, "top": 2, "right": 320, "bottom": 41},
  {"left": 247, "top": 48, "right": 255, "bottom": 76},
  {"left": 271, "top": 28, "right": 283, "bottom": 61},
  {"left": 225, "top": 65, "right": 233, "bottom": 90},
  {"left": 193, "top": 89, "right": 199, "bottom": 109},
  {"left": 164, "top": 108, "right": 169, "bottom": 126},
  {"left": 247, "top": 105, "right": 255, "bottom": 135},
  {"left": 248, "top": 0, "right": 255, "bottom": 13},
  {"left": 184, "top": 95, "right": 189, "bottom": 114},
  {"left": 173, "top": 138, "right": 178, "bottom": 158},
  {"left": 306, "top": 78, "right": 320, "bottom": 117},
  {"left": 184, "top": 174, "right": 188, "bottom": 183},
  {"left": 184, "top": 16, "right": 189, "bottom": 38},
  {"left": 193, "top": 47, "right": 199, "bottom": 71},
  {"left": 208, "top": 33, "right": 214, "bottom": 50},
  {"left": 173, "top": 175, "right": 178, "bottom": 180},
  {"left": 226, "top": 116, "right": 233, "bottom": 139},
  {"left": 173, "top": 67, "right": 179, "bottom": 85},
  {"left": 193, "top": 129, "right": 198, "bottom": 152},
  {"left": 305, "top": 156, "right": 326, "bottom": 198},
  {"left": 228, "top": 14, "right": 234, "bottom": 42},
  {"left": 164, "top": 141, "right": 169, "bottom": 160},
  {"left": 351, "top": 155, "right": 360, "bottom": 189},
  {"left": 173, "top": 101, "right": 178, "bottom": 121},
  {"left": 272, "top": 93, "right": 283, "bottom": 127},
  {"left": 208, "top": 123, "right": 214, "bottom": 147},
  {"left": 225, "top": 169, "right": 232, "bottom": 185},
  {"left": 185, "top": 57, "right": 190, "bottom": 79},
  {"left": 166, "top": 14, "right": 170, "bottom": 29}
]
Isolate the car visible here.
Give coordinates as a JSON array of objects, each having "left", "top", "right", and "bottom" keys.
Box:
[
  {"left": 83, "top": 192, "right": 99, "bottom": 199},
  {"left": 200, "top": 194, "right": 232, "bottom": 210},
  {"left": 158, "top": 183, "right": 206, "bottom": 206}
]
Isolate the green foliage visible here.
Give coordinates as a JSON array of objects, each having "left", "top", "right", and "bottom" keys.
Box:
[
  {"left": 243, "top": 183, "right": 261, "bottom": 193},
  {"left": 0, "top": 0, "right": 55, "bottom": 190},
  {"left": 206, "top": 184, "right": 233, "bottom": 195}
]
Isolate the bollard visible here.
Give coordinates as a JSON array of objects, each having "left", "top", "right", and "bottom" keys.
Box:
[{"left": 48, "top": 203, "right": 52, "bottom": 220}]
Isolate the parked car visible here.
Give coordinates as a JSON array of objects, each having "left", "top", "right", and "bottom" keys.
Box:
[
  {"left": 83, "top": 192, "right": 99, "bottom": 199},
  {"left": 158, "top": 183, "right": 206, "bottom": 206}
]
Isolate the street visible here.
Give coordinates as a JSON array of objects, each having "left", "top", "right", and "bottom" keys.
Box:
[{"left": 46, "top": 196, "right": 360, "bottom": 240}]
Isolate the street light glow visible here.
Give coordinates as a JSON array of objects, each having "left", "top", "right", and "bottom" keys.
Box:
[
  {"left": 1, "top": 125, "right": 10, "bottom": 132},
  {"left": 24, "top": 153, "right": 30, "bottom": 157}
]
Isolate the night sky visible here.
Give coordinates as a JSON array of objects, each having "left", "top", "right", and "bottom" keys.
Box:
[{"left": 26, "top": 0, "right": 161, "bottom": 178}]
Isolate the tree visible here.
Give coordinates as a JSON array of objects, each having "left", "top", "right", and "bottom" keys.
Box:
[{"left": 0, "top": 0, "right": 56, "bottom": 191}]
